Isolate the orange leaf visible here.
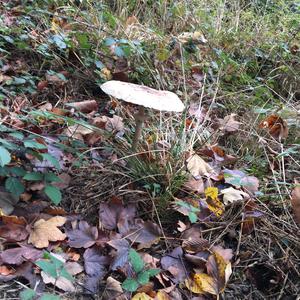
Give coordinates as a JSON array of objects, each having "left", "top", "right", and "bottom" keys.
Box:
[
  {"left": 291, "top": 182, "right": 300, "bottom": 224},
  {"left": 259, "top": 114, "right": 288, "bottom": 139}
]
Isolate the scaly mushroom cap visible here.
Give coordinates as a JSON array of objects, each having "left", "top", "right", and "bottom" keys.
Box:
[{"left": 100, "top": 80, "right": 184, "bottom": 112}]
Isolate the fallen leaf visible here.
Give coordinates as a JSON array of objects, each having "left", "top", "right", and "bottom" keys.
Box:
[
  {"left": 291, "top": 182, "right": 300, "bottom": 224},
  {"left": 52, "top": 173, "right": 71, "bottom": 189},
  {"left": 0, "top": 223, "right": 29, "bottom": 242},
  {"left": 41, "top": 261, "right": 83, "bottom": 292},
  {"left": 185, "top": 273, "right": 217, "bottom": 295},
  {"left": 67, "top": 100, "right": 98, "bottom": 113},
  {"left": 0, "top": 265, "right": 15, "bottom": 275},
  {"left": 66, "top": 220, "right": 99, "bottom": 248},
  {"left": 215, "top": 114, "right": 241, "bottom": 133},
  {"left": 102, "top": 276, "right": 126, "bottom": 300},
  {"left": 184, "top": 177, "right": 205, "bottom": 193},
  {"left": 206, "top": 251, "right": 232, "bottom": 294},
  {"left": 205, "top": 187, "right": 224, "bottom": 217},
  {"left": 186, "top": 154, "right": 214, "bottom": 179},
  {"left": 223, "top": 169, "right": 259, "bottom": 194},
  {"left": 28, "top": 216, "right": 66, "bottom": 248},
  {"left": 0, "top": 245, "right": 42, "bottom": 265},
  {"left": 84, "top": 246, "right": 110, "bottom": 293},
  {"left": 99, "top": 198, "right": 136, "bottom": 231},
  {"left": 132, "top": 293, "right": 153, "bottom": 300},
  {"left": 220, "top": 187, "right": 249, "bottom": 205},
  {"left": 126, "top": 220, "right": 162, "bottom": 249},
  {"left": 108, "top": 238, "right": 130, "bottom": 270},
  {"left": 259, "top": 114, "right": 288, "bottom": 139},
  {"left": 178, "top": 31, "right": 207, "bottom": 43},
  {"left": 161, "top": 247, "right": 189, "bottom": 283}
]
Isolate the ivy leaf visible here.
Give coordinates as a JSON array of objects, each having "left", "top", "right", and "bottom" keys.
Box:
[
  {"left": 10, "top": 166, "right": 26, "bottom": 176},
  {"left": 44, "top": 185, "right": 62, "bottom": 205},
  {"left": 137, "top": 271, "right": 149, "bottom": 285},
  {"left": 44, "top": 172, "right": 62, "bottom": 183},
  {"left": 129, "top": 249, "right": 144, "bottom": 273},
  {"left": 188, "top": 212, "right": 198, "bottom": 223},
  {"left": 5, "top": 177, "right": 25, "bottom": 197},
  {"left": 147, "top": 268, "right": 160, "bottom": 277},
  {"left": 0, "top": 146, "right": 11, "bottom": 167},
  {"left": 122, "top": 278, "right": 139, "bottom": 292},
  {"left": 23, "top": 172, "right": 44, "bottom": 181},
  {"left": 40, "top": 295, "right": 61, "bottom": 300}
]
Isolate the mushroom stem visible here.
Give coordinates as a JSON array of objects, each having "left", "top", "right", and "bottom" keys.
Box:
[{"left": 132, "top": 106, "right": 146, "bottom": 151}]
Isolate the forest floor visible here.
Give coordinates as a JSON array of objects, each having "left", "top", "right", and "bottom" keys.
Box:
[{"left": 0, "top": 1, "right": 299, "bottom": 300}]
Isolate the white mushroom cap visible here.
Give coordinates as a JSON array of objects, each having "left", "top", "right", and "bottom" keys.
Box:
[{"left": 100, "top": 80, "right": 184, "bottom": 112}]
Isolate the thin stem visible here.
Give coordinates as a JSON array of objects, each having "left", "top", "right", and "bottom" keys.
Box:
[{"left": 132, "top": 106, "right": 146, "bottom": 151}]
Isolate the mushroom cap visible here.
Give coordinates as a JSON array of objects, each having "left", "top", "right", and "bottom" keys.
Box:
[{"left": 100, "top": 80, "right": 184, "bottom": 112}]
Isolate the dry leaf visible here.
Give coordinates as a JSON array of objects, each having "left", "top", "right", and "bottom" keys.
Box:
[
  {"left": 291, "top": 183, "right": 300, "bottom": 224},
  {"left": 186, "top": 154, "right": 214, "bottom": 179},
  {"left": 132, "top": 293, "right": 153, "bottom": 300},
  {"left": 28, "top": 216, "right": 66, "bottom": 248},
  {"left": 185, "top": 273, "right": 217, "bottom": 295},
  {"left": 67, "top": 100, "right": 98, "bottom": 113},
  {"left": 259, "top": 114, "right": 288, "bottom": 139},
  {"left": 216, "top": 114, "right": 241, "bottom": 133},
  {"left": 221, "top": 187, "right": 249, "bottom": 205}
]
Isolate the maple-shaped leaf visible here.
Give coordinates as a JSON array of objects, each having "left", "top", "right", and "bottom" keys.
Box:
[
  {"left": 28, "top": 216, "right": 66, "bottom": 248},
  {"left": 0, "top": 245, "right": 42, "bottom": 265},
  {"left": 161, "top": 247, "right": 189, "bottom": 283},
  {"left": 83, "top": 246, "right": 110, "bottom": 293},
  {"left": 125, "top": 219, "right": 162, "bottom": 249},
  {"left": 99, "top": 197, "right": 136, "bottom": 231},
  {"left": 66, "top": 220, "right": 99, "bottom": 248},
  {"left": 223, "top": 169, "right": 259, "bottom": 194},
  {"left": 220, "top": 187, "right": 249, "bottom": 205},
  {"left": 108, "top": 238, "right": 130, "bottom": 270}
]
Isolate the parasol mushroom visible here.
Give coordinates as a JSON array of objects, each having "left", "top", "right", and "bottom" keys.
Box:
[{"left": 100, "top": 80, "right": 184, "bottom": 150}]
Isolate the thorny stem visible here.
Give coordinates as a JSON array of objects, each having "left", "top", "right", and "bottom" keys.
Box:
[{"left": 132, "top": 106, "right": 146, "bottom": 151}]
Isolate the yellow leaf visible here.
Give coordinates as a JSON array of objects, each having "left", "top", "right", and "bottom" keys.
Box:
[
  {"left": 101, "top": 68, "right": 112, "bottom": 80},
  {"left": 155, "top": 291, "right": 171, "bottom": 300},
  {"left": 205, "top": 187, "right": 218, "bottom": 200},
  {"left": 206, "top": 194, "right": 224, "bottom": 217},
  {"left": 132, "top": 292, "right": 153, "bottom": 300},
  {"left": 28, "top": 216, "right": 66, "bottom": 248},
  {"left": 185, "top": 273, "right": 217, "bottom": 295}
]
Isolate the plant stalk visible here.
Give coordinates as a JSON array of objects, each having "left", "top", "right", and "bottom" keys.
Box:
[{"left": 132, "top": 106, "right": 146, "bottom": 151}]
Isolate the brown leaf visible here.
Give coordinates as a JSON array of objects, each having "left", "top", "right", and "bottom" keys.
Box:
[
  {"left": 0, "top": 245, "right": 42, "bottom": 265},
  {"left": 259, "top": 114, "right": 288, "bottom": 139},
  {"left": 108, "top": 238, "right": 130, "bottom": 270},
  {"left": 52, "top": 173, "right": 71, "bottom": 189},
  {"left": 67, "top": 100, "right": 98, "bottom": 113},
  {"left": 28, "top": 216, "right": 67, "bottom": 248},
  {"left": 0, "top": 223, "right": 29, "bottom": 242},
  {"left": 184, "top": 177, "right": 205, "bottom": 193},
  {"left": 66, "top": 220, "right": 100, "bottom": 248},
  {"left": 37, "top": 81, "right": 48, "bottom": 91},
  {"left": 102, "top": 276, "right": 126, "bottom": 300},
  {"left": 291, "top": 182, "right": 300, "bottom": 224},
  {"left": 215, "top": 114, "right": 241, "bottom": 133}
]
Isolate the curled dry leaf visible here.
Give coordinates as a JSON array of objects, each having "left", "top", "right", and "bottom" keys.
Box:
[
  {"left": 28, "top": 216, "right": 66, "bottom": 248},
  {"left": 186, "top": 154, "right": 214, "bottom": 179},
  {"left": 67, "top": 100, "right": 98, "bottom": 113},
  {"left": 102, "top": 276, "right": 126, "bottom": 300},
  {"left": 291, "top": 182, "right": 300, "bottom": 224},
  {"left": 259, "top": 114, "right": 288, "bottom": 139},
  {"left": 214, "top": 114, "right": 241, "bottom": 133},
  {"left": 185, "top": 273, "right": 217, "bottom": 295},
  {"left": 221, "top": 187, "right": 249, "bottom": 205}
]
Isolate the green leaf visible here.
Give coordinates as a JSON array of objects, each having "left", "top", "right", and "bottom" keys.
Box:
[
  {"left": 24, "top": 140, "right": 47, "bottom": 150},
  {"left": 0, "top": 146, "right": 11, "bottom": 167},
  {"left": 5, "top": 177, "right": 25, "bottom": 197},
  {"left": 137, "top": 271, "right": 150, "bottom": 285},
  {"left": 44, "top": 172, "right": 62, "bottom": 183},
  {"left": 44, "top": 185, "right": 62, "bottom": 205},
  {"left": 122, "top": 278, "right": 139, "bottom": 292},
  {"left": 9, "top": 132, "right": 24, "bottom": 140},
  {"left": 129, "top": 249, "right": 144, "bottom": 273},
  {"left": 19, "top": 288, "right": 36, "bottom": 300},
  {"left": 10, "top": 166, "right": 26, "bottom": 176},
  {"left": 40, "top": 294, "right": 61, "bottom": 300},
  {"left": 23, "top": 172, "right": 43, "bottom": 181},
  {"left": 36, "top": 260, "right": 58, "bottom": 278},
  {"left": 147, "top": 268, "right": 160, "bottom": 277},
  {"left": 42, "top": 153, "right": 61, "bottom": 170},
  {"left": 188, "top": 212, "right": 198, "bottom": 223}
]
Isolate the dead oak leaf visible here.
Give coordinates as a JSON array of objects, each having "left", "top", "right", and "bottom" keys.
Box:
[
  {"left": 291, "top": 182, "right": 300, "bottom": 224},
  {"left": 186, "top": 154, "right": 214, "bottom": 179},
  {"left": 28, "top": 216, "right": 66, "bottom": 248},
  {"left": 259, "top": 114, "right": 288, "bottom": 140},
  {"left": 220, "top": 187, "right": 249, "bottom": 205},
  {"left": 185, "top": 273, "right": 217, "bottom": 295}
]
